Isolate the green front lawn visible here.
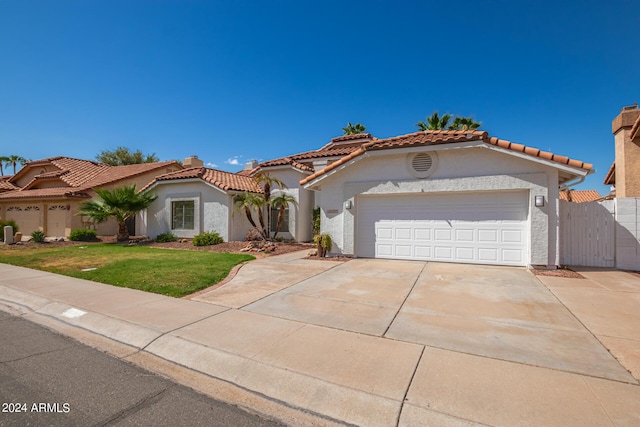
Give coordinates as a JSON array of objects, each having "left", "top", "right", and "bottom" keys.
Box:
[{"left": 0, "top": 244, "right": 254, "bottom": 297}]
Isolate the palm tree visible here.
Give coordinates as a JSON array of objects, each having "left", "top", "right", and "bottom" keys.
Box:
[
  {"left": 342, "top": 122, "right": 367, "bottom": 135},
  {"left": 448, "top": 116, "right": 482, "bottom": 131},
  {"left": 271, "top": 193, "right": 298, "bottom": 239},
  {"left": 0, "top": 156, "right": 8, "bottom": 176},
  {"left": 233, "top": 192, "right": 267, "bottom": 239},
  {"left": 253, "top": 172, "right": 286, "bottom": 237},
  {"left": 4, "top": 155, "right": 28, "bottom": 175},
  {"left": 78, "top": 185, "right": 157, "bottom": 241},
  {"left": 416, "top": 112, "right": 452, "bottom": 131}
]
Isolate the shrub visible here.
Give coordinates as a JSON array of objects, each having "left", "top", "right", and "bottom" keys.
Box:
[
  {"left": 31, "top": 230, "right": 46, "bottom": 243},
  {"left": 312, "top": 207, "right": 321, "bottom": 235},
  {"left": 0, "top": 219, "right": 19, "bottom": 240},
  {"left": 193, "top": 231, "right": 223, "bottom": 246},
  {"left": 69, "top": 228, "right": 98, "bottom": 242},
  {"left": 313, "top": 233, "right": 333, "bottom": 257},
  {"left": 155, "top": 232, "right": 178, "bottom": 243}
]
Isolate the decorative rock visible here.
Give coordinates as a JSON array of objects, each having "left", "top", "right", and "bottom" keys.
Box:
[{"left": 14, "top": 232, "right": 23, "bottom": 242}]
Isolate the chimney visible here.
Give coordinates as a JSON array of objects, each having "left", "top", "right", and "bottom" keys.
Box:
[
  {"left": 184, "top": 155, "right": 204, "bottom": 168},
  {"left": 612, "top": 104, "right": 640, "bottom": 198},
  {"left": 244, "top": 160, "right": 258, "bottom": 170}
]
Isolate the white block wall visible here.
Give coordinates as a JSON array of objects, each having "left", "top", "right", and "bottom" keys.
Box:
[{"left": 616, "top": 198, "right": 640, "bottom": 270}]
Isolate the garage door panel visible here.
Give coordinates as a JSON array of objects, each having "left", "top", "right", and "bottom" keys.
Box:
[
  {"left": 502, "top": 229, "right": 524, "bottom": 243},
  {"left": 434, "top": 228, "right": 452, "bottom": 241},
  {"left": 455, "top": 247, "right": 474, "bottom": 260},
  {"left": 415, "top": 246, "right": 431, "bottom": 258},
  {"left": 357, "top": 192, "right": 529, "bottom": 266},
  {"left": 395, "top": 228, "right": 411, "bottom": 240},
  {"left": 478, "top": 248, "right": 498, "bottom": 262},
  {"left": 478, "top": 229, "right": 498, "bottom": 242}
]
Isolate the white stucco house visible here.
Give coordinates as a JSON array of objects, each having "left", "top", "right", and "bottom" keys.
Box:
[{"left": 143, "top": 130, "right": 593, "bottom": 268}]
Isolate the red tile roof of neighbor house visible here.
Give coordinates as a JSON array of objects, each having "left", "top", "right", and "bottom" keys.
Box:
[
  {"left": 604, "top": 162, "right": 615, "bottom": 185},
  {"left": 300, "top": 130, "right": 593, "bottom": 185},
  {"left": 630, "top": 114, "right": 640, "bottom": 141},
  {"left": 144, "top": 167, "right": 263, "bottom": 193},
  {"left": 0, "top": 157, "right": 181, "bottom": 201},
  {"left": 0, "top": 179, "right": 19, "bottom": 191},
  {"left": 559, "top": 190, "right": 602, "bottom": 203}
]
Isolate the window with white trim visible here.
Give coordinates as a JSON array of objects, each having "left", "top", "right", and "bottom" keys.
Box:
[{"left": 172, "top": 201, "right": 195, "bottom": 230}]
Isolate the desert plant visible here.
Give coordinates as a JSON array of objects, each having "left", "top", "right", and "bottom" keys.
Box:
[
  {"left": 312, "top": 207, "right": 321, "bottom": 235},
  {"left": 193, "top": 231, "right": 224, "bottom": 246},
  {"left": 0, "top": 219, "right": 19, "bottom": 240},
  {"left": 69, "top": 228, "right": 98, "bottom": 241},
  {"left": 31, "top": 230, "right": 46, "bottom": 243},
  {"left": 155, "top": 232, "right": 178, "bottom": 243},
  {"left": 77, "top": 184, "right": 157, "bottom": 241},
  {"left": 313, "top": 233, "right": 333, "bottom": 257}
]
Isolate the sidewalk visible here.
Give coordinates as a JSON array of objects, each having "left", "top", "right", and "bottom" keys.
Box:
[{"left": 1, "top": 254, "right": 639, "bottom": 426}]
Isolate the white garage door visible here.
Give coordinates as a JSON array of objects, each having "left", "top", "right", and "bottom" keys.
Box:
[
  {"left": 46, "top": 205, "right": 67, "bottom": 237},
  {"left": 356, "top": 192, "right": 529, "bottom": 266}
]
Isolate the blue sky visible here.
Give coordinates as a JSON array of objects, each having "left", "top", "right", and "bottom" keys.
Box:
[{"left": 1, "top": 1, "right": 639, "bottom": 195}]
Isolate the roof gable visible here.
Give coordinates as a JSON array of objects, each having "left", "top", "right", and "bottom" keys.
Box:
[
  {"left": 301, "top": 130, "right": 593, "bottom": 186},
  {"left": 143, "top": 167, "right": 262, "bottom": 193}
]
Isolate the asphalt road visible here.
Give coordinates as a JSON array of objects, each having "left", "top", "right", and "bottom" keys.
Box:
[{"left": 0, "top": 311, "right": 282, "bottom": 427}]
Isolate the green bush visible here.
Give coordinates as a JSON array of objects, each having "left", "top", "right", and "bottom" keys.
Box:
[
  {"left": 155, "top": 232, "right": 178, "bottom": 243},
  {"left": 193, "top": 231, "right": 223, "bottom": 246},
  {"left": 0, "top": 219, "right": 19, "bottom": 240},
  {"left": 31, "top": 230, "right": 46, "bottom": 243},
  {"left": 312, "top": 207, "right": 321, "bottom": 235},
  {"left": 69, "top": 228, "right": 98, "bottom": 242}
]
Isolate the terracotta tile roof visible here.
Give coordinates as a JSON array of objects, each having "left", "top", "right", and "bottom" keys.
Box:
[
  {"left": 630, "top": 114, "right": 640, "bottom": 141},
  {"left": 144, "top": 167, "right": 262, "bottom": 193},
  {"left": 0, "top": 187, "right": 91, "bottom": 200},
  {"left": 301, "top": 130, "right": 593, "bottom": 185},
  {"left": 2, "top": 157, "right": 181, "bottom": 200},
  {"left": 80, "top": 162, "right": 179, "bottom": 189},
  {"left": 0, "top": 179, "right": 19, "bottom": 191},
  {"left": 559, "top": 189, "right": 602, "bottom": 203},
  {"left": 604, "top": 162, "right": 615, "bottom": 185},
  {"left": 256, "top": 157, "right": 314, "bottom": 173}
]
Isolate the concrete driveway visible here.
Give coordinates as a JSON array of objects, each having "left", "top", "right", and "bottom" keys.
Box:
[
  {"left": 203, "top": 255, "right": 638, "bottom": 383},
  {"left": 3, "top": 253, "right": 640, "bottom": 426}
]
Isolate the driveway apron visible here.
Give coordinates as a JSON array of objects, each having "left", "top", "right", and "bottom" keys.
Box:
[{"left": 386, "top": 262, "right": 635, "bottom": 382}]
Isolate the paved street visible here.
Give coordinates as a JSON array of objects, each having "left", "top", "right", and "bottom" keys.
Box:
[{"left": 0, "top": 311, "right": 281, "bottom": 427}]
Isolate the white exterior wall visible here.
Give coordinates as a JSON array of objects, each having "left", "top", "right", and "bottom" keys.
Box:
[
  {"left": 615, "top": 197, "right": 640, "bottom": 270},
  {"left": 312, "top": 146, "right": 562, "bottom": 266},
  {"left": 145, "top": 181, "right": 232, "bottom": 241},
  {"left": 267, "top": 168, "right": 314, "bottom": 241}
]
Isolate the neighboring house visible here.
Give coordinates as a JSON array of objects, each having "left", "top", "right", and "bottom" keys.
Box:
[
  {"left": 301, "top": 130, "right": 592, "bottom": 268},
  {"left": 559, "top": 189, "right": 601, "bottom": 203},
  {"left": 141, "top": 164, "right": 262, "bottom": 242},
  {"left": 146, "top": 130, "right": 592, "bottom": 268},
  {"left": 604, "top": 104, "right": 640, "bottom": 197},
  {"left": 143, "top": 134, "right": 371, "bottom": 242},
  {"left": 0, "top": 156, "right": 182, "bottom": 237}
]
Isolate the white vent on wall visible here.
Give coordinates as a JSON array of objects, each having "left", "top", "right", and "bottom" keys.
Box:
[{"left": 407, "top": 152, "right": 437, "bottom": 178}]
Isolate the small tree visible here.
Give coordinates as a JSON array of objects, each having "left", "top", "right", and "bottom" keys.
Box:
[
  {"left": 233, "top": 192, "right": 267, "bottom": 239},
  {"left": 96, "top": 147, "right": 159, "bottom": 166},
  {"left": 342, "top": 122, "right": 367, "bottom": 135},
  {"left": 78, "top": 185, "right": 157, "bottom": 241},
  {"left": 252, "top": 172, "right": 286, "bottom": 237},
  {"left": 416, "top": 112, "right": 452, "bottom": 131},
  {"left": 3, "top": 155, "right": 28, "bottom": 174},
  {"left": 271, "top": 193, "right": 298, "bottom": 239}
]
